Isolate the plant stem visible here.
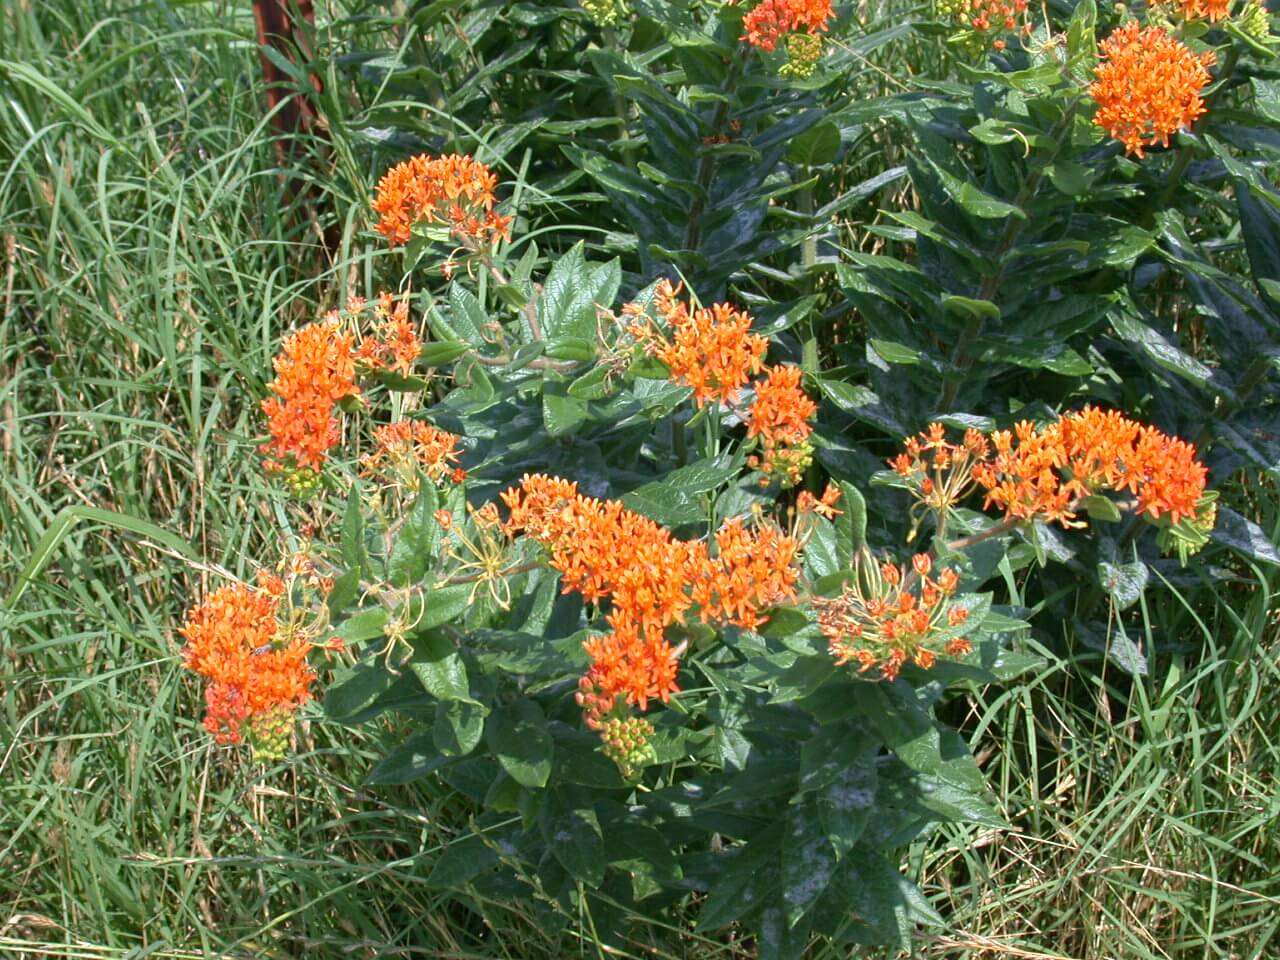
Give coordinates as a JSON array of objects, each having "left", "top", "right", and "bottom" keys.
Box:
[
  {"left": 936, "top": 98, "right": 1081, "bottom": 412},
  {"left": 683, "top": 48, "right": 749, "bottom": 253}
]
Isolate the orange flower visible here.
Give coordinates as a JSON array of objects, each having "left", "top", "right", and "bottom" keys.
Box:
[
  {"left": 355, "top": 293, "right": 422, "bottom": 376},
  {"left": 742, "top": 0, "right": 833, "bottom": 51},
  {"left": 501, "top": 473, "right": 802, "bottom": 714},
  {"left": 179, "top": 581, "right": 317, "bottom": 746},
  {"left": 797, "top": 483, "right": 843, "bottom": 519},
  {"left": 360, "top": 420, "right": 462, "bottom": 486},
  {"left": 627, "top": 280, "right": 767, "bottom": 409},
  {"left": 970, "top": 406, "right": 1208, "bottom": 525},
  {"left": 746, "top": 364, "right": 817, "bottom": 487},
  {"left": 1150, "top": 0, "right": 1232, "bottom": 21},
  {"left": 372, "top": 153, "right": 511, "bottom": 249},
  {"left": 814, "top": 548, "right": 971, "bottom": 681},
  {"left": 954, "top": 0, "right": 1032, "bottom": 40},
  {"left": 1090, "top": 22, "right": 1215, "bottom": 158},
  {"left": 890, "top": 424, "right": 990, "bottom": 532},
  {"left": 260, "top": 319, "right": 359, "bottom": 472}
]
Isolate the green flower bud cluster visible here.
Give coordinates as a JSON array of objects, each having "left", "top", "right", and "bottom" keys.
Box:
[
  {"left": 283, "top": 466, "right": 323, "bottom": 500},
  {"left": 249, "top": 707, "right": 293, "bottom": 763},
  {"left": 600, "top": 715, "right": 656, "bottom": 778},
  {"left": 1157, "top": 493, "right": 1218, "bottom": 565},
  {"left": 779, "top": 33, "right": 824, "bottom": 79},
  {"left": 1240, "top": 0, "right": 1271, "bottom": 40},
  {"left": 581, "top": 0, "right": 627, "bottom": 27}
]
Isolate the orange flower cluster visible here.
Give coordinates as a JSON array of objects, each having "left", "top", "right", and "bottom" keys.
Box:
[
  {"left": 626, "top": 282, "right": 818, "bottom": 488},
  {"left": 179, "top": 574, "right": 318, "bottom": 748},
  {"left": 355, "top": 292, "right": 422, "bottom": 377},
  {"left": 627, "top": 280, "right": 767, "bottom": 408},
  {"left": 372, "top": 153, "right": 511, "bottom": 249},
  {"left": 945, "top": 0, "right": 1032, "bottom": 47},
  {"left": 501, "top": 474, "right": 801, "bottom": 718},
  {"left": 746, "top": 365, "right": 817, "bottom": 487},
  {"left": 890, "top": 423, "right": 991, "bottom": 529},
  {"left": 972, "top": 406, "right": 1208, "bottom": 525},
  {"left": 360, "top": 420, "right": 464, "bottom": 487},
  {"left": 1151, "top": 0, "right": 1232, "bottom": 21},
  {"left": 1090, "top": 22, "right": 1216, "bottom": 157},
  {"left": 814, "top": 551, "right": 972, "bottom": 681},
  {"left": 261, "top": 319, "right": 359, "bottom": 472},
  {"left": 742, "top": 0, "right": 834, "bottom": 52}
]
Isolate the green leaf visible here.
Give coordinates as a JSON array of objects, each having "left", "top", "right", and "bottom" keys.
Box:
[
  {"left": 786, "top": 120, "right": 841, "bottom": 167},
  {"left": 543, "top": 388, "right": 590, "bottom": 438},
  {"left": 927, "top": 158, "right": 1025, "bottom": 220},
  {"left": 370, "top": 368, "right": 432, "bottom": 391},
  {"left": 448, "top": 280, "right": 490, "bottom": 346},
  {"left": 418, "top": 340, "right": 471, "bottom": 367},
  {"left": 410, "top": 630, "right": 476, "bottom": 702},
  {"left": 1110, "top": 308, "right": 1222, "bottom": 395},
  {"left": 365, "top": 731, "right": 453, "bottom": 784},
  {"left": 1081, "top": 495, "right": 1122, "bottom": 523},
  {"left": 567, "top": 364, "right": 614, "bottom": 400},
  {"left": 487, "top": 699, "right": 554, "bottom": 788},
  {"left": 332, "top": 607, "right": 390, "bottom": 644},
  {"left": 816, "top": 754, "right": 878, "bottom": 856},
  {"left": 1097, "top": 559, "right": 1148, "bottom": 611},
  {"left": 818, "top": 379, "right": 906, "bottom": 436},
  {"left": 834, "top": 481, "right": 868, "bottom": 565},
  {"left": 1066, "top": 0, "right": 1097, "bottom": 62},
  {"left": 340, "top": 485, "right": 367, "bottom": 571},
  {"left": 545, "top": 337, "right": 597, "bottom": 362},
  {"left": 426, "top": 833, "right": 498, "bottom": 888},
  {"left": 781, "top": 798, "right": 837, "bottom": 928},
  {"left": 539, "top": 243, "right": 618, "bottom": 341},
  {"left": 941, "top": 294, "right": 1000, "bottom": 322},
  {"left": 1212, "top": 505, "right": 1280, "bottom": 566},
  {"left": 418, "top": 581, "right": 473, "bottom": 631},
  {"left": 387, "top": 485, "right": 440, "bottom": 586},
  {"left": 1047, "top": 160, "right": 1094, "bottom": 196},
  {"left": 324, "top": 660, "right": 394, "bottom": 720},
  {"left": 434, "top": 699, "right": 488, "bottom": 756},
  {"left": 855, "top": 684, "right": 987, "bottom": 794},
  {"left": 326, "top": 568, "right": 360, "bottom": 618},
  {"left": 803, "top": 516, "right": 840, "bottom": 580},
  {"left": 539, "top": 788, "right": 606, "bottom": 886},
  {"left": 771, "top": 655, "right": 837, "bottom": 703},
  {"left": 869, "top": 339, "right": 920, "bottom": 365},
  {"left": 621, "top": 456, "right": 736, "bottom": 526},
  {"left": 696, "top": 825, "right": 783, "bottom": 932}
]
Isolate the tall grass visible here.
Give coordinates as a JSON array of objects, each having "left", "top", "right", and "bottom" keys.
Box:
[{"left": 1, "top": 1, "right": 1276, "bottom": 958}]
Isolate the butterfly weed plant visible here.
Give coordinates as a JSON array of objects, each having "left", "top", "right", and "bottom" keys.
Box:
[{"left": 174, "top": 0, "right": 1280, "bottom": 954}]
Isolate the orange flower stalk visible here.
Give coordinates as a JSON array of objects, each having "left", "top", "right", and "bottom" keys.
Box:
[
  {"left": 501, "top": 473, "right": 802, "bottom": 718},
  {"left": 971, "top": 406, "right": 1208, "bottom": 525},
  {"left": 746, "top": 364, "right": 817, "bottom": 487},
  {"left": 261, "top": 319, "right": 359, "bottom": 472},
  {"left": 627, "top": 280, "right": 767, "bottom": 409},
  {"left": 360, "top": 420, "right": 463, "bottom": 487},
  {"left": 372, "top": 153, "right": 511, "bottom": 250},
  {"left": 742, "top": 0, "right": 834, "bottom": 52},
  {"left": 179, "top": 575, "right": 319, "bottom": 750},
  {"left": 814, "top": 549, "right": 972, "bottom": 681},
  {"left": 1090, "top": 22, "right": 1216, "bottom": 157}
]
